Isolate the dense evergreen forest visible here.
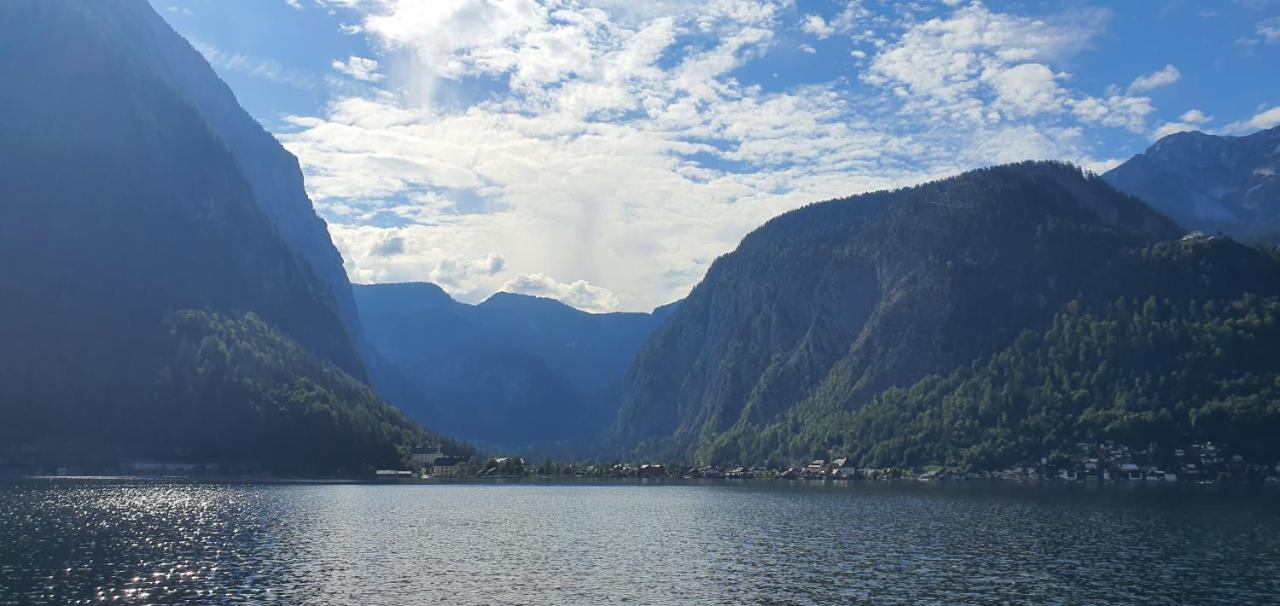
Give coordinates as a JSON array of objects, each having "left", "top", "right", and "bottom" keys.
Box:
[
  {"left": 149, "top": 311, "right": 468, "bottom": 474},
  {"left": 705, "top": 289, "right": 1280, "bottom": 468}
]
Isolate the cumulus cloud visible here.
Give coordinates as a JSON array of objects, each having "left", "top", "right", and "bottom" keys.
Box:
[
  {"left": 1127, "top": 65, "right": 1180, "bottom": 93},
  {"left": 331, "top": 55, "right": 384, "bottom": 82},
  {"left": 866, "top": 2, "right": 1108, "bottom": 106},
  {"left": 501, "top": 273, "right": 622, "bottom": 313},
  {"left": 864, "top": 2, "right": 1153, "bottom": 131},
  {"left": 332, "top": 223, "right": 510, "bottom": 300},
  {"left": 269, "top": 0, "right": 1179, "bottom": 310},
  {"left": 801, "top": 14, "right": 835, "bottom": 39},
  {"left": 369, "top": 233, "right": 405, "bottom": 256},
  {"left": 1151, "top": 108, "right": 1213, "bottom": 140},
  {"left": 1221, "top": 106, "right": 1280, "bottom": 134},
  {"left": 800, "top": 0, "right": 869, "bottom": 41}
]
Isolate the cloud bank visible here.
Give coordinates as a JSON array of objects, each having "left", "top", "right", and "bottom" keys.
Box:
[{"left": 278, "top": 0, "right": 1190, "bottom": 311}]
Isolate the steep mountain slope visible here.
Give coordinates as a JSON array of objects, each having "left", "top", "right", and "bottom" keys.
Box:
[
  {"left": 609, "top": 162, "right": 1187, "bottom": 460},
  {"left": 355, "top": 283, "right": 673, "bottom": 447},
  {"left": 98, "top": 0, "right": 367, "bottom": 357},
  {"left": 712, "top": 237, "right": 1280, "bottom": 466},
  {"left": 0, "top": 1, "right": 422, "bottom": 470},
  {"left": 1104, "top": 126, "right": 1280, "bottom": 241},
  {"left": 147, "top": 311, "right": 464, "bottom": 474}
]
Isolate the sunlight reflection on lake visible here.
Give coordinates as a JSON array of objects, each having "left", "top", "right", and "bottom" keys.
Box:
[{"left": 1, "top": 478, "right": 1279, "bottom": 605}]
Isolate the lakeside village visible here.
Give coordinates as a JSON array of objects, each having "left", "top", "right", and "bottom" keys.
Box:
[{"left": 386, "top": 440, "right": 1280, "bottom": 484}]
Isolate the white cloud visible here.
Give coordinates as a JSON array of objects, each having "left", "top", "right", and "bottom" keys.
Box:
[
  {"left": 1258, "top": 17, "right": 1280, "bottom": 43},
  {"left": 331, "top": 55, "right": 384, "bottom": 82},
  {"left": 860, "top": 1, "right": 1161, "bottom": 133},
  {"left": 980, "top": 62, "right": 1066, "bottom": 116},
  {"left": 801, "top": 14, "right": 835, "bottom": 39},
  {"left": 285, "top": 0, "right": 303, "bottom": 10},
  {"left": 1069, "top": 94, "right": 1155, "bottom": 133},
  {"left": 1180, "top": 108, "right": 1212, "bottom": 123},
  {"left": 1127, "top": 64, "right": 1180, "bottom": 93},
  {"left": 1151, "top": 108, "right": 1213, "bottom": 140},
  {"left": 268, "top": 0, "right": 1174, "bottom": 311},
  {"left": 798, "top": 43, "right": 816, "bottom": 54},
  {"left": 192, "top": 40, "right": 318, "bottom": 89},
  {"left": 334, "top": 223, "right": 510, "bottom": 299},
  {"left": 801, "top": 2, "right": 868, "bottom": 40},
  {"left": 866, "top": 2, "right": 1108, "bottom": 107},
  {"left": 500, "top": 273, "right": 622, "bottom": 313},
  {"left": 1221, "top": 106, "right": 1280, "bottom": 134}
]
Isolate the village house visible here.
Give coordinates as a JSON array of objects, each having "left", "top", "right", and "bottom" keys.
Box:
[
  {"left": 430, "top": 457, "right": 463, "bottom": 477},
  {"left": 697, "top": 466, "right": 725, "bottom": 479},
  {"left": 411, "top": 445, "right": 445, "bottom": 467},
  {"left": 831, "top": 458, "right": 860, "bottom": 479}
]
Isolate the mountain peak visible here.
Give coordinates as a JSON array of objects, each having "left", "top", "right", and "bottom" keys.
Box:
[
  {"left": 610, "top": 161, "right": 1184, "bottom": 456},
  {"left": 1104, "top": 126, "right": 1280, "bottom": 241},
  {"left": 480, "top": 291, "right": 581, "bottom": 314}
]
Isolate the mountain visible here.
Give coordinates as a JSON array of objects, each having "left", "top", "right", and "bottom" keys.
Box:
[
  {"left": 0, "top": 1, "right": 434, "bottom": 471},
  {"left": 128, "top": 3, "right": 367, "bottom": 352},
  {"left": 729, "top": 237, "right": 1280, "bottom": 468},
  {"left": 1104, "top": 126, "right": 1280, "bottom": 241},
  {"left": 83, "top": 0, "right": 367, "bottom": 359},
  {"left": 355, "top": 283, "right": 674, "bottom": 449},
  {"left": 608, "top": 162, "right": 1237, "bottom": 463}
]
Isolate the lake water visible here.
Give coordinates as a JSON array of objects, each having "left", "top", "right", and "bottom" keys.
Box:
[{"left": 1, "top": 479, "right": 1279, "bottom": 605}]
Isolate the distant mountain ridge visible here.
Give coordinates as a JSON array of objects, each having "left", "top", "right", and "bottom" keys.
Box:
[
  {"left": 356, "top": 283, "right": 677, "bottom": 449},
  {"left": 1104, "top": 126, "right": 1280, "bottom": 241}
]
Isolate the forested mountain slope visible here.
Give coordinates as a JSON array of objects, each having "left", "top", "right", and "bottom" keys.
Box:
[
  {"left": 705, "top": 237, "right": 1280, "bottom": 466},
  {"left": 610, "top": 162, "right": 1204, "bottom": 462}
]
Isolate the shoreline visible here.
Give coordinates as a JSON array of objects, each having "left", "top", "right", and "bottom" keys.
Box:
[{"left": 10, "top": 473, "right": 1280, "bottom": 489}]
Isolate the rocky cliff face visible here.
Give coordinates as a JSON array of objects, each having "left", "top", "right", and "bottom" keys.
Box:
[{"left": 114, "top": 0, "right": 367, "bottom": 365}]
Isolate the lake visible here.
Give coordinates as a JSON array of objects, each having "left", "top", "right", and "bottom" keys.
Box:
[{"left": 1, "top": 478, "right": 1279, "bottom": 605}]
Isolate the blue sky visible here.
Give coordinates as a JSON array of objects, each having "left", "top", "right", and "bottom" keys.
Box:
[{"left": 154, "top": 0, "right": 1280, "bottom": 311}]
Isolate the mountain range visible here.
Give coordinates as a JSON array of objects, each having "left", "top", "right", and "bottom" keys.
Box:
[
  {"left": 355, "top": 283, "right": 676, "bottom": 450},
  {"left": 4, "top": 0, "right": 1280, "bottom": 473},
  {"left": 1104, "top": 126, "right": 1280, "bottom": 242}
]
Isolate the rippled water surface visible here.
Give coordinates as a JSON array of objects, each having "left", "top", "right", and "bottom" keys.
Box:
[{"left": 2, "top": 479, "right": 1279, "bottom": 605}]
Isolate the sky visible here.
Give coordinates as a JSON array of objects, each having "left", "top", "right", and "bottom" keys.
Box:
[{"left": 154, "top": 0, "right": 1280, "bottom": 312}]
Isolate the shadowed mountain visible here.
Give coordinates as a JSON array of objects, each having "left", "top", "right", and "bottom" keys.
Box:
[
  {"left": 1104, "top": 126, "right": 1280, "bottom": 242},
  {"left": 109, "top": 0, "right": 367, "bottom": 358},
  {"left": 355, "top": 283, "right": 676, "bottom": 450},
  {"left": 0, "top": 1, "right": 448, "bottom": 472}
]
